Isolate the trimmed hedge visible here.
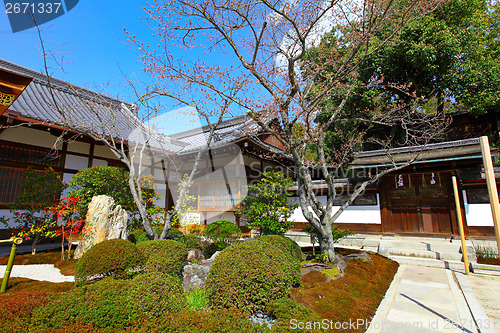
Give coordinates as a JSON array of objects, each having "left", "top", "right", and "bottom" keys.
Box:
[
  {"left": 137, "top": 239, "right": 187, "bottom": 275},
  {"left": 165, "top": 228, "right": 183, "bottom": 240},
  {"left": 129, "top": 308, "right": 269, "bottom": 332},
  {"left": 30, "top": 278, "right": 132, "bottom": 330},
  {"left": 128, "top": 229, "right": 149, "bottom": 245},
  {"left": 255, "top": 235, "right": 303, "bottom": 262},
  {"left": 180, "top": 233, "right": 202, "bottom": 249},
  {"left": 29, "top": 274, "right": 186, "bottom": 331},
  {"left": 128, "top": 271, "right": 185, "bottom": 316},
  {"left": 75, "top": 239, "right": 144, "bottom": 286},
  {"left": 203, "top": 220, "right": 242, "bottom": 250},
  {"left": 206, "top": 240, "right": 301, "bottom": 313}
]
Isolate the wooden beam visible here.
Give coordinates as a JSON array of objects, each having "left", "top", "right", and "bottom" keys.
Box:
[{"left": 452, "top": 176, "right": 470, "bottom": 275}]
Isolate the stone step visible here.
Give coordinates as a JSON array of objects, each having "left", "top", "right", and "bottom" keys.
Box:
[
  {"left": 387, "top": 248, "right": 467, "bottom": 262},
  {"left": 383, "top": 240, "right": 463, "bottom": 253},
  {"left": 471, "top": 263, "right": 500, "bottom": 276},
  {"left": 388, "top": 255, "right": 469, "bottom": 273}
]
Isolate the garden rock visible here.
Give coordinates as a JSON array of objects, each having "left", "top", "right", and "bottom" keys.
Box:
[
  {"left": 74, "top": 195, "right": 128, "bottom": 259},
  {"left": 187, "top": 248, "right": 204, "bottom": 262},
  {"left": 342, "top": 252, "right": 372, "bottom": 263},
  {"left": 182, "top": 263, "right": 210, "bottom": 291}
]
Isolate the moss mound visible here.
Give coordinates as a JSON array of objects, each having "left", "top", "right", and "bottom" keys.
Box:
[
  {"left": 206, "top": 239, "right": 300, "bottom": 313},
  {"left": 137, "top": 239, "right": 187, "bottom": 275},
  {"left": 255, "top": 235, "right": 303, "bottom": 262},
  {"left": 75, "top": 239, "right": 144, "bottom": 286}
]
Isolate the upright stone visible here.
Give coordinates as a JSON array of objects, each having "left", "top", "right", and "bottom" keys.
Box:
[{"left": 73, "top": 195, "right": 129, "bottom": 259}]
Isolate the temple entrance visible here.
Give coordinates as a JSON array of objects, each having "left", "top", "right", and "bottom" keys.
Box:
[{"left": 381, "top": 171, "right": 457, "bottom": 235}]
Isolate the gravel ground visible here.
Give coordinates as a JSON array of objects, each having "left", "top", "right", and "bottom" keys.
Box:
[
  {"left": 465, "top": 273, "right": 500, "bottom": 329},
  {"left": 0, "top": 264, "right": 74, "bottom": 282}
]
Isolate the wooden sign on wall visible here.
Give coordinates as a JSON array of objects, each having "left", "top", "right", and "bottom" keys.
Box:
[{"left": 0, "top": 68, "right": 32, "bottom": 116}]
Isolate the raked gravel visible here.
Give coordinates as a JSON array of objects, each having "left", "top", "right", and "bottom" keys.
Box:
[{"left": 0, "top": 264, "right": 74, "bottom": 282}]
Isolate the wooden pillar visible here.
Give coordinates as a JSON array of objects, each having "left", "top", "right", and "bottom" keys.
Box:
[
  {"left": 452, "top": 176, "right": 470, "bottom": 275},
  {"left": 479, "top": 136, "right": 500, "bottom": 258}
]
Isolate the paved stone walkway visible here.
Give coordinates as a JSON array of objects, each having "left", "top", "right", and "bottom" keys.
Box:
[{"left": 367, "top": 265, "right": 499, "bottom": 333}]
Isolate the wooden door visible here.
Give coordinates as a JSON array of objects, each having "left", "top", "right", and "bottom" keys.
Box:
[{"left": 381, "top": 172, "right": 455, "bottom": 234}]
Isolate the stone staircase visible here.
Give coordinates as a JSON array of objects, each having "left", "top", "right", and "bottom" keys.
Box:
[{"left": 285, "top": 231, "right": 480, "bottom": 273}]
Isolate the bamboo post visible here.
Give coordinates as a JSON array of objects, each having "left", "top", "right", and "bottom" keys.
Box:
[
  {"left": 479, "top": 136, "right": 500, "bottom": 259},
  {"left": 1, "top": 237, "right": 23, "bottom": 293},
  {"left": 452, "top": 176, "right": 470, "bottom": 275}
]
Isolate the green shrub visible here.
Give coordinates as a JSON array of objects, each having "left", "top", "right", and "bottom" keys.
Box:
[
  {"left": 129, "top": 308, "right": 268, "bottom": 333},
  {"left": 128, "top": 271, "right": 185, "bottom": 317},
  {"left": 255, "top": 235, "right": 303, "bottom": 262},
  {"left": 137, "top": 239, "right": 187, "bottom": 275},
  {"left": 206, "top": 240, "right": 300, "bottom": 313},
  {"left": 165, "top": 227, "right": 183, "bottom": 240},
  {"left": 30, "top": 278, "right": 133, "bottom": 330},
  {"left": 180, "top": 233, "right": 202, "bottom": 249},
  {"left": 75, "top": 239, "right": 144, "bottom": 286},
  {"left": 68, "top": 166, "right": 134, "bottom": 213},
  {"left": 201, "top": 241, "right": 220, "bottom": 259},
  {"left": 204, "top": 220, "right": 242, "bottom": 250},
  {"left": 267, "top": 298, "right": 324, "bottom": 333},
  {"left": 128, "top": 229, "right": 150, "bottom": 244},
  {"left": 30, "top": 274, "right": 185, "bottom": 332}
]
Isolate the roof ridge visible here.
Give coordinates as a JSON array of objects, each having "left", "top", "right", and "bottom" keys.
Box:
[{"left": 0, "top": 58, "right": 129, "bottom": 108}]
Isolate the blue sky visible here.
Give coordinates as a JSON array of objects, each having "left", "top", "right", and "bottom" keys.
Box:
[{"left": 1, "top": 1, "right": 156, "bottom": 101}]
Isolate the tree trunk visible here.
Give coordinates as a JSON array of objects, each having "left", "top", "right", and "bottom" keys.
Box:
[
  {"left": 128, "top": 174, "right": 155, "bottom": 239},
  {"left": 31, "top": 233, "right": 40, "bottom": 255}
]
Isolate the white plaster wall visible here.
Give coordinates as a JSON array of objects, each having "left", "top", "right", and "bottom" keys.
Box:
[
  {"left": 155, "top": 183, "right": 167, "bottom": 208},
  {"left": 93, "top": 145, "right": 116, "bottom": 159},
  {"left": 61, "top": 173, "right": 76, "bottom": 197},
  {"left": 0, "top": 209, "right": 18, "bottom": 228},
  {"left": 64, "top": 154, "right": 88, "bottom": 170},
  {"left": 92, "top": 159, "right": 108, "bottom": 167},
  {"left": 463, "top": 190, "right": 494, "bottom": 227},
  {"left": 67, "top": 141, "right": 90, "bottom": 154},
  {"left": 289, "top": 195, "right": 381, "bottom": 224},
  {"left": 0, "top": 127, "right": 62, "bottom": 149},
  {"left": 206, "top": 212, "right": 236, "bottom": 225}
]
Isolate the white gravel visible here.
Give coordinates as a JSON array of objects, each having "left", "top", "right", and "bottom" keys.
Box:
[{"left": 0, "top": 264, "right": 74, "bottom": 283}]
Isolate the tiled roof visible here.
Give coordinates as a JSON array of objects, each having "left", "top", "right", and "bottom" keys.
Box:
[
  {"left": 1, "top": 59, "right": 283, "bottom": 156},
  {"left": 0, "top": 59, "right": 186, "bottom": 153}
]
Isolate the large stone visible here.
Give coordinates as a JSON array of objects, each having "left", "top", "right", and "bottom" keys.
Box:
[
  {"left": 73, "top": 195, "right": 129, "bottom": 259},
  {"left": 182, "top": 263, "right": 211, "bottom": 291},
  {"left": 186, "top": 248, "right": 204, "bottom": 262}
]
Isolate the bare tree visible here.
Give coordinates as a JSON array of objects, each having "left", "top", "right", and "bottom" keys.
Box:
[{"left": 129, "top": 0, "right": 447, "bottom": 261}]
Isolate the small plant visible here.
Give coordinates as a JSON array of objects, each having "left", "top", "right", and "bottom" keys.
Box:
[
  {"left": 48, "top": 195, "right": 85, "bottom": 260},
  {"left": 203, "top": 220, "right": 241, "bottom": 250},
  {"left": 331, "top": 225, "right": 354, "bottom": 243},
  {"left": 236, "top": 171, "right": 298, "bottom": 235},
  {"left": 303, "top": 225, "right": 318, "bottom": 255},
  {"left": 7, "top": 167, "right": 66, "bottom": 255},
  {"left": 473, "top": 242, "right": 499, "bottom": 260},
  {"left": 186, "top": 287, "right": 208, "bottom": 310},
  {"left": 315, "top": 252, "right": 328, "bottom": 263}
]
